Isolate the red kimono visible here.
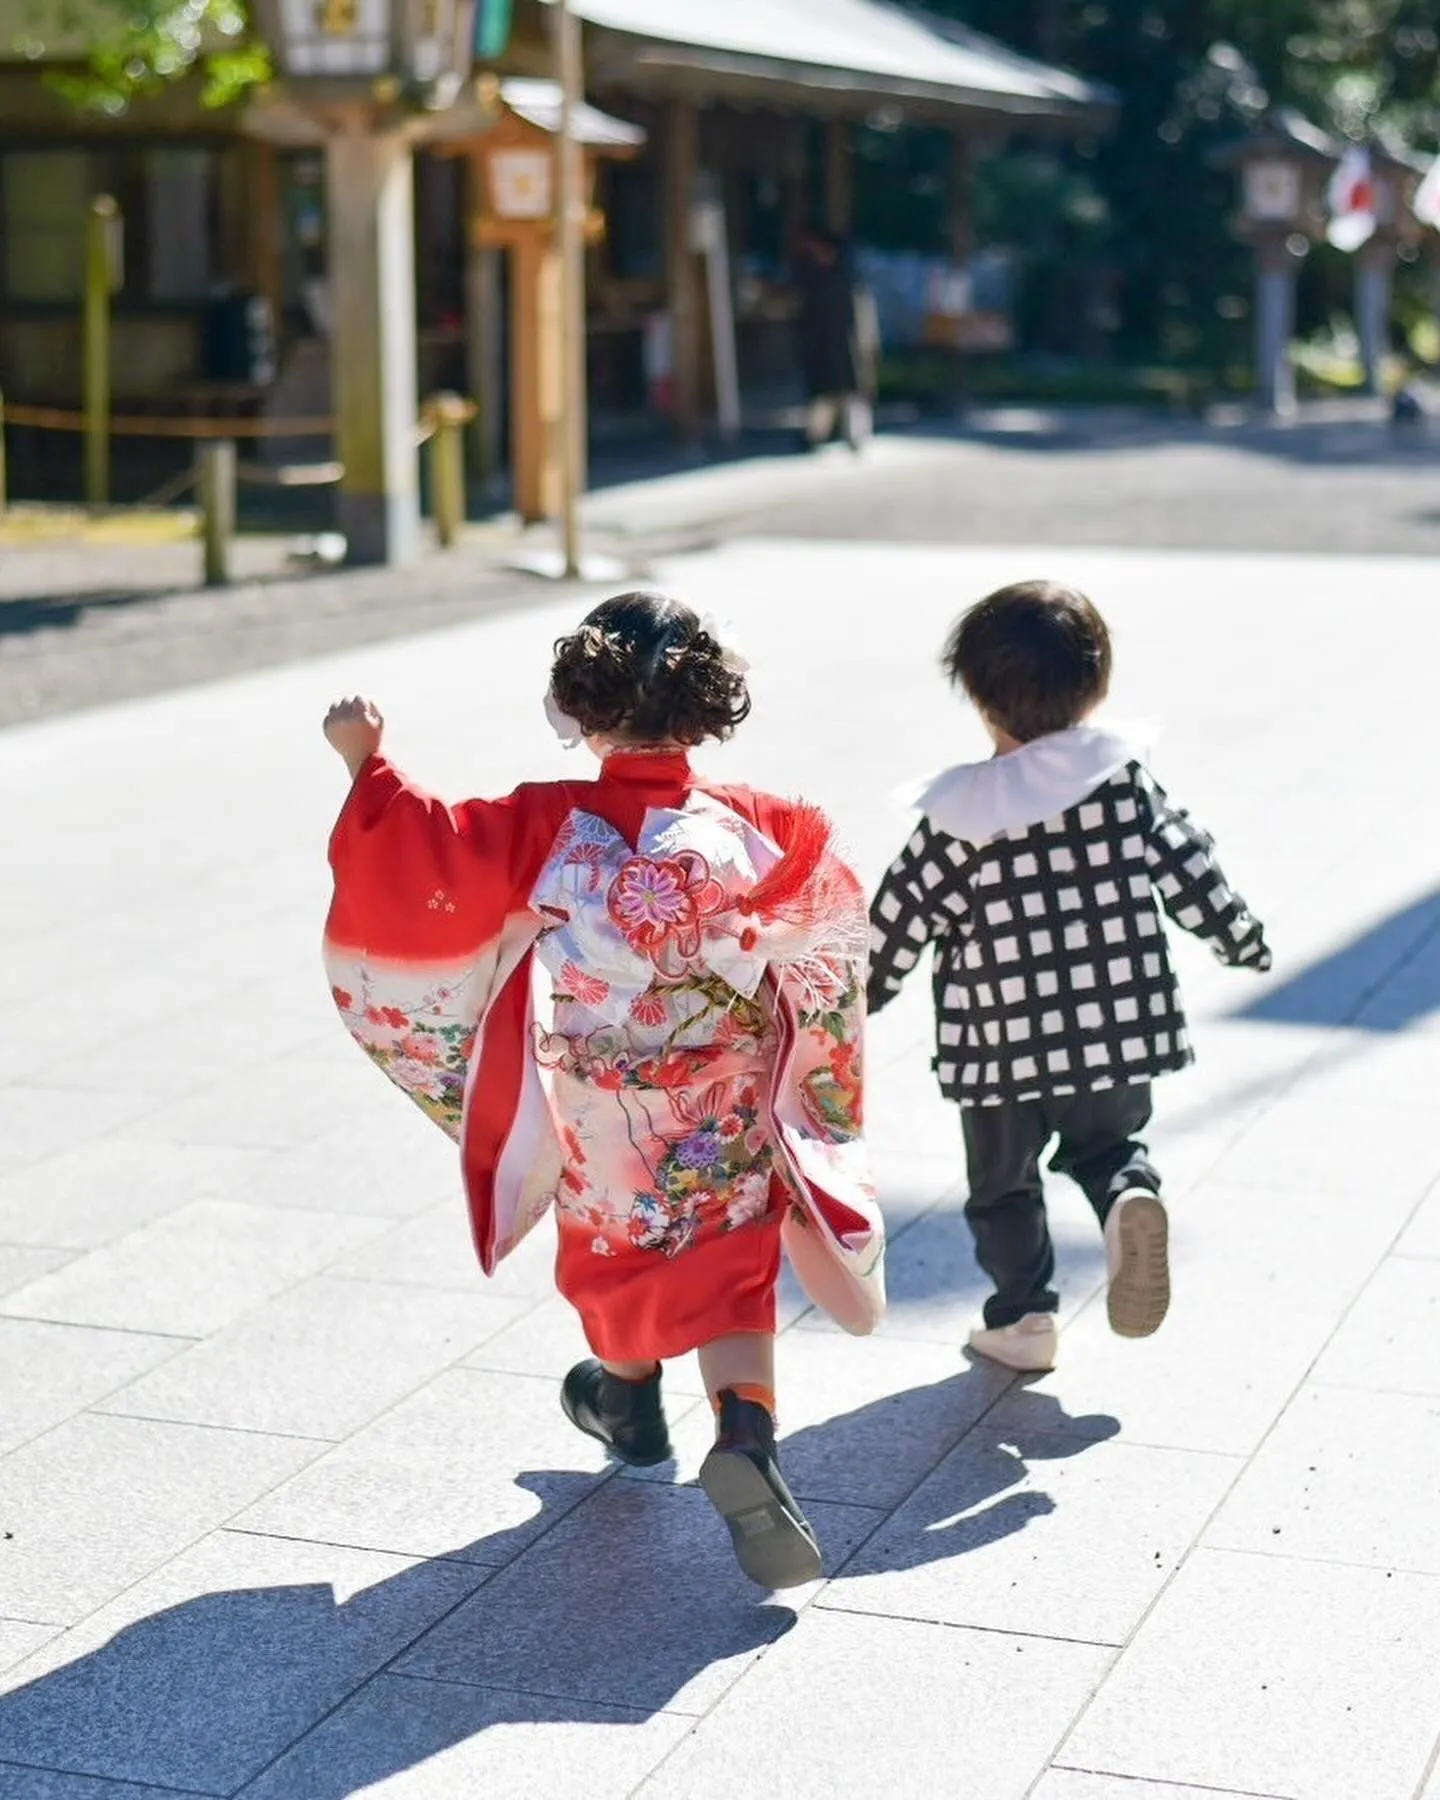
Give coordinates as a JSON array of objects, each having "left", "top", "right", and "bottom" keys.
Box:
[{"left": 324, "top": 749, "right": 885, "bottom": 1361}]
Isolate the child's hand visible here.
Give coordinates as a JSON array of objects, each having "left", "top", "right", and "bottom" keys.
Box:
[{"left": 323, "top": 696, "right": 384, "bottom": 778}]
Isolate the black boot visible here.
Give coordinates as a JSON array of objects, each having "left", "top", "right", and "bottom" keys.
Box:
[
  {"left": 699, "top": 1389, "right": 822, "bottom": 1590},
  {"left": 561, "top": 1358, "right": 672, "bottom": 1467}
]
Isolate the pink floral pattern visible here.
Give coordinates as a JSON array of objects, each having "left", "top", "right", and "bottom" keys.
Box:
[{"left": 606, "top": 851, "right": 725, "bottom": 966}]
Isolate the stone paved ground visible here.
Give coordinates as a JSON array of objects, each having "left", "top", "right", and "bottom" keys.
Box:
[
  {"left": 6, "top": 402, "right": 1440, "bottom": 729},
  {"left": 2, "top": 526, "right": 1439, "bottom": 1798}
]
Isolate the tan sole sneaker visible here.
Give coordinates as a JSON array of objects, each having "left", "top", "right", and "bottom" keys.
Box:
[
  {"left": 966, "top": 1312, "right": 1059, "bottom": 1373},
  {"left": 1105, "top": 1189, "right": 1171, "bottom": 1338}
]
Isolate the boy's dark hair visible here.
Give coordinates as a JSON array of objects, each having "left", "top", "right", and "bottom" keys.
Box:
[
  {"left": 550, "top": 590, "right": 751, "bottom": 746},
  {"left": 943, "top": 580, "right": 1112, "bottom": 743}
]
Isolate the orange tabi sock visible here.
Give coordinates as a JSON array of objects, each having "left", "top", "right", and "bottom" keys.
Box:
[{"left": 711, "top": 1382, "right": 777, "bottom": 1419}]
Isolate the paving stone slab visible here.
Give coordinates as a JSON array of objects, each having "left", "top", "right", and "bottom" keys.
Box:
[
  {"left": 118, "top": 1056, "right": 373, "bottom": 1153},
  {"left": 324, "top": 1197, "right": 492, "bottom": 1290},
  {"left": 0, "top": 1200, "right": 385, "bottom": 1338},
  {"left": 1165, "top": 1177, "right": 1411, "bottom": 1312},
  {"left": 0, "top": 1770, "right": 214, "bottom": 1799},
  {"left": 1058, "top": 1547, "right": 1440, "bottom": 1800},
  {"left": 1395, "top": 1176, "right": 1440, "bottom": 1259},
  {"left": 233, "top": 1368, "right": 616, "bottom": 1564},
  {"left": 395, "top": 1478, "right": 881, "bottom": 1715},
  {"left": 0, "top": 1088, "right": 151, "bottom": 1180},
  {"left": 0, "top": 1414, "right": 323, "bottom": 1626},
  {"left": 0, "top": 1623, "right": 60, "bottom": 1675},
  {"left": 234, "top": 1670, "right": 693, "bottom": 1799},
  {"left": 0, "top": 1250, "right": 75, "bottom": 1298},
  {"left": 1310, "top": 1255, "right": 1440, "bottom": 1395},
  {"left": 1033, "top": 1773, "right": 1290, "bottom": 1800},
  {"left": 96, "top": 1277, "right": 523, "bottom": 1441},
  {"left": 0, "top": 1530, "right": 488, "bottom": 1794},
  {"left": 1205, "top": 1384, "right": 1440, "bottom": 1574},
  {"left": 1200, "top": 1096, "right": 1440, "bottom": 1207},
  {"left": 0, "top": 1320, "right": 181, "bottom": 1457},
  {"left": 829, "top": 1423, "right": 1238, "bottom": 1646},
  {"left": 246, "top": 1113, "right": 465, "bottom": 1220},
  {"left": 985, "top": 1288, "right": 1337, "bottom": 1457},
  {"left": 631, "top": 1608, "right": 1113, "bottom": 1800},
  {"left": 0, "top": 1142, "right": 274, "bottom": 1250}
]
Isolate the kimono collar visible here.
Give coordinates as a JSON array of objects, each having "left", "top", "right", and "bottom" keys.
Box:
[
  {"left": 598, "top": 749, "right": 694, "bottom": 786},
  {"left": 903, "top": 721, "right": 1155, "bottom": 844}
]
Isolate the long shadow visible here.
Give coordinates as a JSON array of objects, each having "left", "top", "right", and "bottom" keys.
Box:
[
  {"left": 0, "top": 1469, "right": 792, "bottom": 1796},
  {"left": 0, "top": 587, "right": 188, "bottom": 641},
  {"left": 0, "top": 1371, "right": 1113, "bottom": 1796},
  {"left": 1235, "top": 885, "right": 1440, "bottom": 1034}
]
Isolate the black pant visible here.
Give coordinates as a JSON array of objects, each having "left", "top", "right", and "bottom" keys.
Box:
[{"left": 961, "top": 1084, "right": 1161, "bottom": 1329}]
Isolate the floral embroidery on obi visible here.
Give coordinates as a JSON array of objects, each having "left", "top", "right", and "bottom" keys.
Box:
[
  {"left": 529, "top": 798, "right": 784, "bottom": 1026},
  {"left": 530, "top": 798, "right": 792, "bottom": 1260}
]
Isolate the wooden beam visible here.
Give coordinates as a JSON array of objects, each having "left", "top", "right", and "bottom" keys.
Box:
[{"left": 664, "top": 96, "right": 702, "bottom": 439}]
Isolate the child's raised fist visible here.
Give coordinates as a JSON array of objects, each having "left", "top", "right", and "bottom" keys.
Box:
[{"left": 323, "top": 696, "right": 384, "bottom": 777}]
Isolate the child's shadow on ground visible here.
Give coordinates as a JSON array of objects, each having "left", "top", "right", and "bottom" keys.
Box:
[
  {"left": 0, "top": 1377, "right": 1115, "bottom": 1796},
  {"left": 779, "top": 1370, "right": 1119, "bottom": 1573}
]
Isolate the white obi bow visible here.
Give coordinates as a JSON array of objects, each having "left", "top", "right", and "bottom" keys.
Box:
[{"left": 529, "top": 797, "right": 785, "bottom": 1025}]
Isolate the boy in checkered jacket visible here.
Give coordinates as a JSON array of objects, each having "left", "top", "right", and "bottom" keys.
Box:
[{"left": 867, "top": 580, "right": 1270, "bottom": 1372}]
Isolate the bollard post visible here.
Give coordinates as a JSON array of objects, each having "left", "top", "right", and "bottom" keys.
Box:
[
  {"left": 426, "top": 393, "right": 470, "bottom": 549},
  {"left": 84, "top": 195, "right": 122, "bottom": 511},
  {"left": 197, "top": 438, "right": 236, "bottom": 586}
]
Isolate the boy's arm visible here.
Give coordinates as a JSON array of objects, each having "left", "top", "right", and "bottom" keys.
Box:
[
  {"left": 866, "top": 818, "right": 973, "bottom": 1015},
  {"left": 1139, "top": 771, "right": 1271, "bottom": 971}
]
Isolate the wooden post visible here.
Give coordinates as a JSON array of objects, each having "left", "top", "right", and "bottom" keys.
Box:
[
  {"left": 325, "top": 120, "right": 422, "bottom": 567},
  {"left": 664, "top": 98, "right": 701, "bottom": 439},
  {"left": 510, "top": 231, "right": 564, "bottom": 521},
  {"left": 426, "top": 393, "right": 468, "bottom": 547},
  {"left": 247, "top": 141, "right": 283, "bottom": 331},
  {"left": 825, "top": 118, "right": 852, "bottom": 237},
  {"left": 84, "top": 195, "right": 120, "bottom": 512},
  {"left": 464, "top": 152, "right": 504, "bottom": 486},
  {"left": 554, "top": 0, "right": 586, "bottom": 576},
  {"left": 197, "top": 438, "right": 236, "bottom": 586}
]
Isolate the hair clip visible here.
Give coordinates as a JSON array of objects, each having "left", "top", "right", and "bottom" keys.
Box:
[{"left": 698, "top": 613, "right": 751, "bottom": 675}]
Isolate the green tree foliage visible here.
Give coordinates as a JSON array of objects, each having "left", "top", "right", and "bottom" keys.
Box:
[
  {"left": 918, "top": 1, "right": 1440, "bottom": 371},
  {"left": 12, "top": 0, "right": 269, "bottom": 113}
]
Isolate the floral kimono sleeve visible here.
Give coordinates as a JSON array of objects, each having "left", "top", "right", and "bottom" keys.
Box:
[{"left": 323, "top": 755, "right": 532, "bottom": 1139}]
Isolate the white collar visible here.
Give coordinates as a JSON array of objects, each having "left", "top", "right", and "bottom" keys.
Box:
[{"left": 901, "top": 721, "right": 1155, "bottom": 844}]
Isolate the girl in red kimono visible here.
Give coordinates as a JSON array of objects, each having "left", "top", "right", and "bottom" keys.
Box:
[{"left": 322, "top": 591, "right": 884, "bottom": 1590}]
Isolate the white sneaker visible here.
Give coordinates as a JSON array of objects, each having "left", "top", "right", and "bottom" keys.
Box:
[
  {"left": 1105, "top": 1188, "right": 1170, "bottom": 1338},
  {"left": 967, "top": 1312, "right": 1059, "bottom": 1373}
]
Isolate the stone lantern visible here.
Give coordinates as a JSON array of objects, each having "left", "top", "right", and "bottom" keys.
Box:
[
  {"left": 1216, "top": 109, "right": 1337, "bottom": 415},
  {"left": 246, "top": 0, "right": 478, "bottom": 564}
]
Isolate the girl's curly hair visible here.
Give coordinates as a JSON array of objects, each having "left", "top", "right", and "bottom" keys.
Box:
[{"left": 549, "top": 591, "right": 750, "bottom": 746}]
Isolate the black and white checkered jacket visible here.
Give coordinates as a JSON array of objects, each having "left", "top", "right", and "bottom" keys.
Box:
[{"left": 867, "top": 752, "right": 1270, "bottom": 1108}]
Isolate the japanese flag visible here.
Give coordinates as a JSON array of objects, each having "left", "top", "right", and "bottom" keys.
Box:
[
  {"left": 1414, "top": 154, "right": 1440, "bottom": 231},
  {"left": 1327, "top": 146, "right": 1376, "bottom": 252}
]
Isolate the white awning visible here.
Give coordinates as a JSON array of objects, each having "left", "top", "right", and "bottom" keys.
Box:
[{"left": 558, "top": 0, "right": 1111, "bottom": 121}]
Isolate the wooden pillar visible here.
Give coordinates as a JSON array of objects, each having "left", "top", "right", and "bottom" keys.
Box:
[
  {"left": 664, "top": 97, "right": 702, "bottom": 439},
  {"left": 246, "top": 140, "right": 283, "bottom": 326},
  {"left": 464, "top": 152, "right": 504, "bottom": 486},
  {"left": 325, "top": 121, "right": 422, "bottom": 566},
  {"left": 510, "top": 230, "right": 564, "bottom": 521},
  {"left": 825, "top": 118, "right": 852, "bottom": 238}
]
